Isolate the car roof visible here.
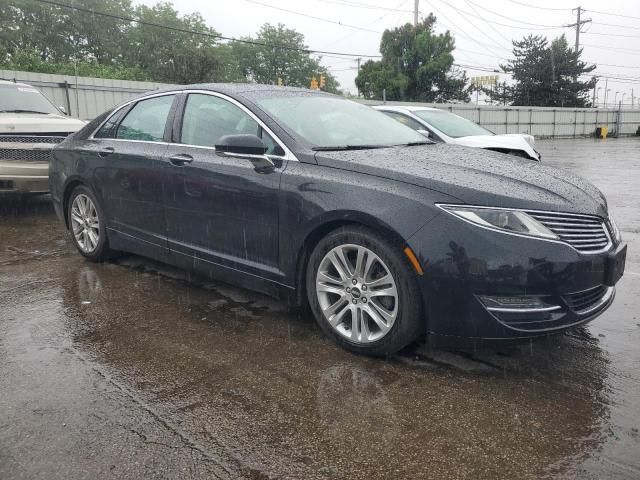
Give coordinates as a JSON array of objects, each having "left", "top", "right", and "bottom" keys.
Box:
[{"left": 130, "top": 83, "right": 333, "bottom": 103}]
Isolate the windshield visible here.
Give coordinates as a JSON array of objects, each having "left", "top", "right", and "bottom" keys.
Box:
[
  {"left": 0, "top": 84, "right": 61, "bottom": 114},
  {"left": 413, "top": 109, "right": 493, "bottom": 138},
  {"left": 257, "top": 95, "right": 426, "bottom": 149}
]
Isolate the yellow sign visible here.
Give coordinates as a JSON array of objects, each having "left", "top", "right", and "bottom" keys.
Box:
[{"left": 470, "top": 75, "right": 498, "bottom": 87}]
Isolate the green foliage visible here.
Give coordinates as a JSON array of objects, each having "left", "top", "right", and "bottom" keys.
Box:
[
  {"left": 496, "top": 34, "right": 596, "bottom": 107},
  {"left": 0, "top": 1, "right": 340, "bottom": 90},
  {"left": 0, "top": 50, "right": 149, "bottom": 80},
  {"left": 355, "top": 15, "right": 469, "bottom": 102},
  {"left": 123, "top": 2, "right": 224, "bottom": 83},
  {"left": 229, "top": 24, "right": 339, "bottom": 93}
]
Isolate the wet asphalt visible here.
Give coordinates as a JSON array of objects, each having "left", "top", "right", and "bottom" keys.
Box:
[{"left": 1, "top": 137, "right": 639, "bottom": 479}]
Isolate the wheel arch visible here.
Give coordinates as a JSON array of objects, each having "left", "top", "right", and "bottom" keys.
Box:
[
  {"left": 291, "top": 211, "right": 410, "bottom": 308},
  {"left": 62, "top": 178, "right": 91, "bottom": 229}
]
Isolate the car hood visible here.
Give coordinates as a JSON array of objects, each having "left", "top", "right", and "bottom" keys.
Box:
[
  {"left": 452, "top": 134, "right": 539, "bottom": 160},
  {"left": 314, "top": 143, "right": 607, "bottom": 217},
  {"left": 0, "top": 113, "right": 86, "bottom": 134}
]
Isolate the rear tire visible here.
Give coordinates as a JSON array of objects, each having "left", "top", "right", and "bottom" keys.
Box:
[
  {"left": 67, "top": 185, "right": 111, "bottom": 262},
  {"left": 306, "top": 226, "right": 423, "bottom": 356}
]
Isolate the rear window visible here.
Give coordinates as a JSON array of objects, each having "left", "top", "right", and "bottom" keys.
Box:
[{"left": 115, "top": 95, "right": 175, "bottom": 142}]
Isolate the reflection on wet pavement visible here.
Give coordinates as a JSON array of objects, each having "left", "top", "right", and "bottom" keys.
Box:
[{"left": 1, "top": 138, "right": 639, "bottom": 479}]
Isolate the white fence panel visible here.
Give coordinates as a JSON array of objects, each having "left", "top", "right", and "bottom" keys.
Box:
[{"left": 1, "top": 69, "right": 638, "bottom": 138}]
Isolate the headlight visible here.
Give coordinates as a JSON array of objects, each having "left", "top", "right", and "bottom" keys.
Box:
[{"left": 438, "top": 205, "right": 558, "bottom": 240}]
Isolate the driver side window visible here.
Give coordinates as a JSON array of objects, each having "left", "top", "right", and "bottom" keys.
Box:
[{"left": 180, "top": 93, "right": 284, "bottom": 156}]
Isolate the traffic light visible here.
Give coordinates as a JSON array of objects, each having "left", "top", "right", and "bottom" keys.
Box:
[
  {"left": 310, "top": 77, "right": 319, "bottom": 90},
  {"left": 319, "top": 74, "right": 326, "bottom": 89}
]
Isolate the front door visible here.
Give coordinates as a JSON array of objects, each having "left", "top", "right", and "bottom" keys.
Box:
[{"left": 162, "top": 92, "right": 286, "bottom": 282}]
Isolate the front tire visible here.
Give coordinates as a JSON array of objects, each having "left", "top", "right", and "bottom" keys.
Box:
[
  {"left": 67, "top": 185, "right": 111, "bottom": 262},
  {"left": 306, "top": 226, "right": 423, "bottom": 355}
]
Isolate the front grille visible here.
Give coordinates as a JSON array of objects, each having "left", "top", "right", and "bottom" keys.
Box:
[
  {"left": 527, "top": 210, "right": 610, "bottom": 253},
  {"left": 0, "top": 135, "right": 67, "bottom": 144},
  {"left": 0, "top": 148, "right": 51, "bottom": 162},
  {"left": 0, "top": 135, "right": 66, "bottom": 163},
  {"left": 563, "top": 285, "right": 608, "bottom": 313}
]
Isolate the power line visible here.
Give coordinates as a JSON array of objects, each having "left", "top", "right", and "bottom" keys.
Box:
[
  {"left": 317, "top": 0, "right": 413, "bottom": 13},
  {"left": 244, "top": 0, "right": 383, "bottom": 34},
  {"left": 584, "top": 8, "right": 640, "bottom": 21},
  {"left": 424, "top": 0, "right": 510, "bottom": 58},
  {"left": 463, "top": 0, "right": 511, "bottom": 44},
  {"left": 465, "top": 0, "right": 565, "bottom": 28},
  {"left": 321, "top": 0, "right": 409, "bottom": 49},
  {"left": 26, "top": 0, "right": 384, "bottom": 59},
  {"left": 504, "top": 0, "right": 571, "bottom": 11},
  {"left": 582, "top": 43, "right": 640, "bottom": 55},
  {"left": 584, "top": 31, "right": 640, "bottom": 39},
  {"left": 437, "top": 0, "right": 507, "bottom": 55}
]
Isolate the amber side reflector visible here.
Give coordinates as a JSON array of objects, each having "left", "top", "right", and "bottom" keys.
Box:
[{"left": 403, "top": 246, "right": 424, "bottom": 275}]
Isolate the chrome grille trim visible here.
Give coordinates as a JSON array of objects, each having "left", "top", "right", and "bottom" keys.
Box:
[
  {"left": 527, "top": 211, "right": 612, "bottom": 254},
  {"left": 563, "top": 285, "right": 614, "bottom": 315},
  {"left": 0, "top": 148, "right": 51, "bottom": 162},
  {"left": 0, "top": 135, "right": 66, "bottom": 163},
  {"left": 0, "top": 135, "right": 67, "bottom": 144}
]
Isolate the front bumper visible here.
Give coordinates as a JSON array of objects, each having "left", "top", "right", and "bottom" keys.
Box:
[
  {"left": 408, "top": 212, "right": 626, "bottom": 340},
  {"left": 0, "top": 160, "right": 49, "bottom": 193}
]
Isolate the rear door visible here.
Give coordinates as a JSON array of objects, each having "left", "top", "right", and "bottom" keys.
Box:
[
  {"left": 94, "top": 94, "right": 177, "bottom": 254},
  {"left": 162, "top": 92, "right": 287, "bottom": 282}
]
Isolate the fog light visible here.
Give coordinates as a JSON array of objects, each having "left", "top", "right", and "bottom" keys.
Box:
[{"left": 478, "top": 295, "right": 561, "bottom": 313}]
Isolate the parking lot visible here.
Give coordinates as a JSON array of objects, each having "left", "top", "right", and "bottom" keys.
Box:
[{"left": 1, "top": 137, "right": 639, "bottom": 479}]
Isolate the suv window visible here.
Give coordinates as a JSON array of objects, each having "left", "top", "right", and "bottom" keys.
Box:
[
  {"left": 181, "top": 93, "right": 284, "bottom": 156},
  {"left": 115, "top": 95, "right": 175, "bottom": 142}
]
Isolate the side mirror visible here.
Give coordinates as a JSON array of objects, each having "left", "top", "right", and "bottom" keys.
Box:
[
  {"left": 215, "top": 134, "right": 274, "bottom": 169},
  {"left": 59, "top": 106, "right": 68, "bottom": 115},
  {"left": 215, "top": 134, "right": 266, "bottom": 155},
  {"left": 416, "top": 129, "right": 431, "bottom": 138}
]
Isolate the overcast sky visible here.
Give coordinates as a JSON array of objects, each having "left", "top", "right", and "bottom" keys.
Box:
[{"left": 139, "top": 0, "right": 640, "bottom": 105}]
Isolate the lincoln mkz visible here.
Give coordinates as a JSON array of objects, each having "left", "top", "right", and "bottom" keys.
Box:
[{"left": 49, "top": 85, "right": 627, "bottom": 355}]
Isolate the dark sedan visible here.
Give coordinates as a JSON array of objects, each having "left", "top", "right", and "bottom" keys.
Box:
[{"left": 49, "top": 84, "right": 627, "bottom": 355}]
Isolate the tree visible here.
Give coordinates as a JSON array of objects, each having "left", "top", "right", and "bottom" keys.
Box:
[
  {"left": 0, "top": 0, "right": 134, "bottom": 64},
  {"left": 496, "top": 34, "right": 596, "bottom": 107},
  {"left": 124, "top": 2, "right": 225, "bottom": 84},
  {"left": 355, "top": 15, "right": 469, "bottom": 102},
  {"left": 229, "top": 23, "right": 340, "bottom": 93}
]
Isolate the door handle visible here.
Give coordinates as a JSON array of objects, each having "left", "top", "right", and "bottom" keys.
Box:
[
  {"left": 98, "top": 146, "right": 115, "bottom": 157},
  {"left": 169, "top": 154, "right": 194, "bottom": 166}
]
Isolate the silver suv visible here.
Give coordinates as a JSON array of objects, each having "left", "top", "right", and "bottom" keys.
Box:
[{"left": 0, "top": 80, "right": 85, "bottom": 194}]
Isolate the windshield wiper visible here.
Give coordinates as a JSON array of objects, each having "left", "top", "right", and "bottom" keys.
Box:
[
  {"left": 0, "top": 109, "right": 51, "bottom": 114},
  {"left": 403, "top": 140, "right": 434, "bottom": 146},
  {"left": 312, "top": 145, "right": 387, "bottom": 151}
]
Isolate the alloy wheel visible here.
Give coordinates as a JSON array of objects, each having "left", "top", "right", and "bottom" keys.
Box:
[
  {"left": 70, "top": 194, "right": 100, "bottom": 253},
  {"left": 316, "top": 244, "right": 399, "bottom": 344}
]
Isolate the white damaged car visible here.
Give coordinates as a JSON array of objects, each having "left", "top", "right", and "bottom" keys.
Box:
[
  {"left": 374, "top": 105, "right": 540, "bottom": 161},
  {"left": 0, "top": 80, "right": 85, "bottom": 194}
]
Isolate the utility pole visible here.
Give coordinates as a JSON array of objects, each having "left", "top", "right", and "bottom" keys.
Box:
[
  {"left": 564, "top": 6, "right": 591, "bottom": 53},
  {"left": 592, "top": 78, "right": 597, "bottom": 107},
  {"left": 356, "top": 57, "right": 361, "bottom": 97},
  {"left": 414, "top": 0, "right": 419, "bottom": 26},
  {"left": 632, "top": 89, "right": 635, "bottom": 109},
  {"left": 603, "top": 78, "right": 609, "bottom": 107}
]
